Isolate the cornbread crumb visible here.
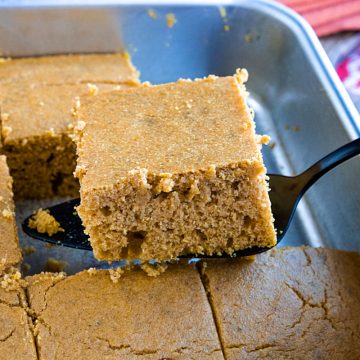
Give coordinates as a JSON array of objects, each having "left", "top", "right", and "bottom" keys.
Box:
[
  {"left": 154, "top": 173, "right": 175, "bottom": 193},
  {"left": 76, "top": 120, "right": 86, "bottom": 131},
  {"left": 2, "top": 208, "right": 13, "bottom": 218},
  {"left": 28, "top": 208, "right": 64, "bottom": 236},
  {"left": 140, "top": 262, "right": 169, "bottom": 277},
  {"left": 109, "top": 268, "right": 124, "bottom": 283},
  {"left": 86, "top": 83, "right": 99, "bottom": 96},
  {"left": 22, "top": 245, "right": 36, "bottom": 256},
  {"left": 45, "top": 258, "right": 67, "bottom": 273},
  {"left": 87, "top": 267, "right": 97, "bottom": 276},
  {"left": 218, "top": 7, "right": 230, "bottom": 32},
  {"left": 166, "top": 13, "right": 177, "bottom": 28},
  {"left": 258, "top": 134, "right": 271, "bottom": 145},
  {"left": 219, "top": 6, "right": 227, "bottom": 18},
  {"left": 148, "top": 8, "right": 157, "bottom": 19},
  {"left": 0, "top": 269, "right": 24, "bottom": 291}
]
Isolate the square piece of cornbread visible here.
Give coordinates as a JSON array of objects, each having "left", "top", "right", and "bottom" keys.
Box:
[
  {"left": 0, "top": 53, "right": 139, "bottom": 198},
  {"left": 0, "top": 156, "right": 22, "bottom": 270},
  {"left": 202, "top": 247, "right": 360, "bottom": 359},
  {"left": 26, "top": 265, "right": 223, "bottom": 358},
  {"left": 75, "top": 70, "right": 276, "bottom": 261},
  {"left": 1, "top": 82, "right": 132, "bottom": 198}
]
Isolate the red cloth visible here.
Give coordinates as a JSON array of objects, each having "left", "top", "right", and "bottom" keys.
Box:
[{"left": 278, "top": 0, "right": 360, "bottom": 36}]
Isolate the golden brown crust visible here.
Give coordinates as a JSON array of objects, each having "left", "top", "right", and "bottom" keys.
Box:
[
  {"left": 0, "top": 82, "right": 130, "bottom": 142},
  {"left": 26, "top": 266, "right": 223, "bottom": 359},
  {"left": 76, "top": 73, "right": 260, "bottom": 187},
  {"left": 0, "top": 53, "right": 139, "bottom": 86},
  {"left": 202, "top": 247, "right": 360, "bottom": 359}
]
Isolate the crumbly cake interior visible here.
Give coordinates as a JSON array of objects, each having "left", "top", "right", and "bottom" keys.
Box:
[
  {"left": 28, "top": 208, "right": 64, "bottom": 236},
  {"left": 75, "top": 71, "right": 276, "bottom": 261},
  {"left": 0, "top": 156, "right": 22, "bottom": 270},
  {"left": 0, "top": 54, "right": 139, "bottom": 198},
  {"left": 3, "top": 131, "right": 78, "bottom": 198}
]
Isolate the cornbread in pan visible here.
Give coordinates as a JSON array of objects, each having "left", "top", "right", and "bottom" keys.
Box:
[
  {"left": 26, "top": 265, "right": 223, "bottom": 359},
  {"left": 0, "top": 81, "right": 137, "bottom": 198},
  {"left": 0, "top": 269, "right": 37, "bottom": 360},
  {"left": 0, "top": 53, "right": 139, "bottom": 85},
  {"left": 75, "top": 70, "right": 275, "bottom": 261},
  {"left": 0, "top": 156, "right": 22, "bottom": 270},
  {"left": 0, "top": 53, "right": 139, "bottom": 198},
  {"left": 202, "top": 247, "right": 360, "bottom": 359}
]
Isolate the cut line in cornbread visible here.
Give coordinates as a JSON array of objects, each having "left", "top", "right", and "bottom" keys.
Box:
[
  {"left": 0, "top": 268, "right": 37, "bottom": 359},
  {"left": 202, "top": 247, "right": 360, "bottom": 359},
  {"left": 75, "top": 70, "right": 276, "bottom": 261},
  {"left": 26, "top": 265, "right": 223, "bottom": 358}
]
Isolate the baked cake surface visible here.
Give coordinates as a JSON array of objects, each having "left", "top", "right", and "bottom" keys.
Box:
[
  {"left": 26, "top": 265, "right": 223, "bottom": 359},
  {"left": 0, "top": 53, "right": 139, "bottom": 198},
  {"left": 0, "top": 82, "right": 130, "bottom": 198},
  {"left": 202, "top": 247, "right": 360, "bottom": 359},
  {"left": 0, "top": 156, "right": 22, "bottom": 270},
  {"left": 0, "top": 53, "right": 139, "bottom": 85},
  {"left": 75, "top": 70, "right": 276, "bottom": 261},
  {"left": 0, "top": 269, "right": 37, "bottom": 360}
]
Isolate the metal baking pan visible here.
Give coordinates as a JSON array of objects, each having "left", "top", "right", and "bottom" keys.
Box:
[{"left": 1, "top": 0, "right": 359, "bottom": 275}]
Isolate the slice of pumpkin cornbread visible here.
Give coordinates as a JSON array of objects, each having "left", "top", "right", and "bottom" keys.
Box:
[
  {"left": 0, "top": 53, "right": 139, "bottom": 198},
  {"left": 75, "top": 70, "right": 276, "bottom": 261}
]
